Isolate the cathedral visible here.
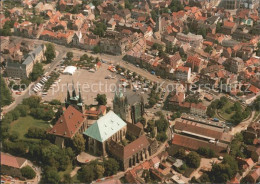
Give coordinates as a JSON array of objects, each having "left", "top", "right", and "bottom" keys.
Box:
[
  {"left": 113, "top": 89, "right": 131, "bottom": 122},
  {"left": 65, "top": 83, "right": 85, "bottom": 113},
  {"left": 113, "top": 89, "right": 144, "bottom": 124}
]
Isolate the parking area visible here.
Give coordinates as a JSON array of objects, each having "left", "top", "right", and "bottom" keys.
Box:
[{"left": 42, "top": 65, "right": 119, "bottom": 106}]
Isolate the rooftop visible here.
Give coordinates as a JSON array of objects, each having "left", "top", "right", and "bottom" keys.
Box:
[{"left": 83, "top": 111, "right": 127, "bottom": 142}]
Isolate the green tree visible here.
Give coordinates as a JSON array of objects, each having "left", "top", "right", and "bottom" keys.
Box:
[
  {"left": 78, "top": 165, "right": 95, "bottom": 183},
  {"left": 72, "top": 134, "right": 86, "bottom": 154},
  {"left": 20, "top": 78, "right": 31, "bottom": 89},
  {"left": 29, "top": 63, "right": 44, "bottom": 81},
  {"left": 95, "top": 94, "right": 107, "bottom": 105},
  {"left": 197, "top": 27, "right": 207, "bottom": 38},
  {"left": 42, "top": 167, "right": 60, "bottom": 184},
  {"left": 95, "top": 164, "right": 105, "bottom": 178},
  {"left": 93, "top": 22, "right": 107, "bottom": 37},
  {"left": 22, "top": 96, "right": 41, "bottom": 108},
  {"left": 174, "top": 148, "right": 186, "bottom": 159},
  {"left": 45, "top": 43, "right": 56, "bottom": 63},
  {"left": 0, "top": 75, "right": 13, "bottom": 106},
  {"left": 93, "top": 45, "right": 101, "bottom": 53},
  {"left": 49, "top": 99, "right": 61, "bottom": 106},
  {"left": 21, "top": 166, "right": 36, "bottom": 179},
  {"left": 156, "top": 132, "right": 167, "bottom": 142},
  {"left": 125, "top": 0, "right": 134, "bottom": 10},
  {"left": 16, "top": 104, "right": 30, "bottom": 117},
  {"left": 63, "top": 173, "right": 73, "bottom": 184},
  {"left": 66, "top": 52, "right": 73, "bottom": 60},
  {"left": 200, "top": 173, "right": 210, "bottom": 183},
  {"left": 204, "top": 46, "right": 213, "bottom": 53},
  {"left": 169, "top": 0, "right": 184, "bottom": 12},
  {"left": 104, "top": 158, "right": 119, "bottom": 176},
  {"left": 186, "top": 151, "right": 201, "bottom": 168}
]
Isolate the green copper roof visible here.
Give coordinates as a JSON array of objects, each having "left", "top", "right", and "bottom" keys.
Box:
[{"left": 83, "top": 111, "right": 127, "bottom": 142}]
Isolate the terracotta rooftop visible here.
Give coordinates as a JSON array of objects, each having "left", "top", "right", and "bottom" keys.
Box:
[
  {"left": 1, "top": 152, "right": 27, "bottom": 169},
  {"left": 172, "top": 134, "right": 228, "bottom": 155},
  {"left": 48, "top": 105, "right": 85, "bottom": 138}
]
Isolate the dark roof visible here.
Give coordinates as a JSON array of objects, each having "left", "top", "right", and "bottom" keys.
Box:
[
  {"left": 127, "top": 122, "right": 143, "bottom": 137},
  {"left": 48, "top": 105, "right": 85, "bottom": 138}
]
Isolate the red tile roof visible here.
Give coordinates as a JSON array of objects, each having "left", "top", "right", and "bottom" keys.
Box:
[
  {"left": 224, "top": 21, "right": 235, "bottom": 28},
  {"left": 1, "top": 152, "right": 27, "bottom": 169},
  {"left": 176, "top": 66, "right": 190, "bottom": 73},
  {"left": 191, "top": 103, "right": 207, "bottom": 110},
  {"left": 123, "top": 135, "right": 150, "bottom": 159},
  {"left": 187, "top": 56, "right": 201, "bottom": 66},
  {"left": 171, "top": 134, "right": 228, "bottom": 154},
  {"left": 48, "top": 105, "right": 86, "bottom": 138},
  {"left": 248, "top": 85, "right": 260, "bottom": 94}
]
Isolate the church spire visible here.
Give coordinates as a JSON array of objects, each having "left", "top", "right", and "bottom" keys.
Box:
[
  {"left": 78, "top": 87, "right": 82, "bottom": 103},
  {"left": 66, "top": 83, "right": 71, "bottom": 101},
  {"left": 72, "top": 81, "right": 77, "bottom": 97}
]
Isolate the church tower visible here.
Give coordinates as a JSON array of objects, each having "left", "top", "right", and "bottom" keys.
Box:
[
  {"left": 65, "top": 82, "right": 85, "bottom": 113},
  {"left": 113, "top": 89, "right": 130, "bottom": 122}
]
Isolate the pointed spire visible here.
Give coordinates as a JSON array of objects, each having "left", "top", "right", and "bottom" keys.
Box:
[
  {"left": 78, "top": 87, "right": 82, "bottom": 103},
  {"left": 67, "top": 83, "right": 71, "bottom": 101},
  {"left": 72, "top": 80, "right": 76, "bottom": 97}
]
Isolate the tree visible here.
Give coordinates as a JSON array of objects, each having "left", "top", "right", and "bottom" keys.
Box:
[
  {"left": 95, "top": 94, "right": 107, "bottom": 105},
  {"left": 156, "top": 132, "right": 167, "bottom": 142},
  {"left": 0, "top": 75, "right": 13, "bottom": 107},
  {"left": 49, "top": 99, "right": 61, "bottom": 106},
  {"left": 197, "top": 147, "right": 216, "bottom": 158},
  {"left": 125, "top": 0, "right": 134, "bottom": 10},
  {"left": 42, "top": 168, "right": 60, "bottom": 184},
  {"left": 174, "top": 148, "right": 186, "bottom": 159},
  {"left": 30, "top": 63, "right": 44, "bottom": 81},
  {"left": 16, "top": 104, "right": 30, "bottom": 117},
  {"left": 204, "top": 46, "right": 213, "bottom": 53},
  {"left": 197, "top": 27, "right": 207, "bottom": 38},
  {"left": 138, "top": 117, "right": 146, "bottom": 126},
  {"left": 72, "top": 134, "right": 86, "bottom": 154},
  {"left": 93, "top": 45, "right": 101, "bottom": 53},
  {"left": 95, "top": 164, "right": 105, "bottom": 179},
  {"left": 78, "top": 165, "right": 95, "bottom": 183},
  {"left": 186, "top": 151, "right": 201, "bottom": 168},
  {"left": 64, "top": 173, "right": 73, "bottom": 184},
  {"left": 103, "top": 158, "right": 119, "bottom": 176},
  {"left": 216, "top": 22, "right": 222, "bottom": 33},
  {"left": 200, "top": 173, "right": 210, "bottom": 183},
  {"left": 45, "top": 43, "right": 56, "bottom": 63},
  {"left": 20, "top": 78, "right": 31, "bottom": 89},
  {"left": 146, "top": 120, "right": 155, "bottom": 133},
  {"left": 93, "top": 22, "right": 107, "bottom": 37},
  {"left": 169, "top": 0, "right": 184, "bottom": 12},
  {"left": 66, "top": 52, "right": 73, "bottom": 60},
  {"left": 21, "top": 166, "right": 36, "bottom": 179},
  {"left": 22, "top": 96, "right": 41, "bottom": 108}
]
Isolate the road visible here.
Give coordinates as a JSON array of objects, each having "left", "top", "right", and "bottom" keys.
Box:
[
  {"left": 2, "top": 37, "right": 66, "bottom": 114},
  {"left": 230, "top": 110, "right": 255, "bottom": 135}
]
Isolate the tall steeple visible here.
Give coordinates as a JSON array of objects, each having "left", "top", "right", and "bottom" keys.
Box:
[
  {"left": 72, "top": 81, "right": 77, "bottom": 98},
  {"left": 78, "top": 87, "right": 82, "bottom": 103},
  {"left": 66, "top": 83, "right": 71, "bottom": 101}
]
